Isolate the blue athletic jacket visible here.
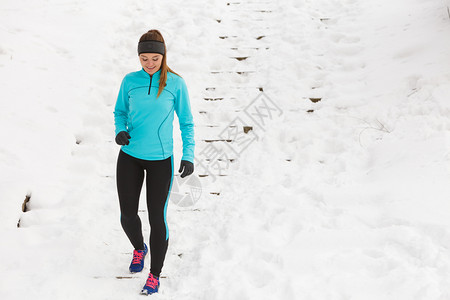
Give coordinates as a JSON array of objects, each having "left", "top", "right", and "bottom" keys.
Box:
[{"left": 114, "top": 68, "right": 195, "bottom": 163}]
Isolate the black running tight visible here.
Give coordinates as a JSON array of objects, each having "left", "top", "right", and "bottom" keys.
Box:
[{"left": 116, "top": 150, "right": 173, "bottom": 277}]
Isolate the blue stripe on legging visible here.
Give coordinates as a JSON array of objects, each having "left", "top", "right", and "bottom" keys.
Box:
[{"left": 163, "top": 155, "right": 174, "bottom": 240}]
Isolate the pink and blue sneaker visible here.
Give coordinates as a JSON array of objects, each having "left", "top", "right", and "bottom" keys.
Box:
[
  {"left": 129, "top": 243, "right": 148, "bottom": 273},
  {"left": 140, "top": 273, "right": 160, "bottom": 295}
]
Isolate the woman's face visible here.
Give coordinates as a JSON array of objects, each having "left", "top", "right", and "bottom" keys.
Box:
[{"left": 139, "top": 53, "right": 163, "bottom": 75}]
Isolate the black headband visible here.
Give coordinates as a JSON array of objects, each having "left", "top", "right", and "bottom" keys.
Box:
[{"left": 138, "top": 40, "right": 165, "bottom": 55}]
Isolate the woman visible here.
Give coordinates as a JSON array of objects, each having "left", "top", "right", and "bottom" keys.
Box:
[{"left": 114, "top": 29, "right": 195, "bottom": 295}]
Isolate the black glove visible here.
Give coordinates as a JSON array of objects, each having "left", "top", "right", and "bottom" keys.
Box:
[
  {"left": 115, "top": 131, "right": 131, "bottom": 146},
  {"left": 178, "top": 160, "right": 194, "bottom": 178}
]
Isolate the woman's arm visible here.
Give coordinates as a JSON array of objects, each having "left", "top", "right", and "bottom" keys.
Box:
[
  {"left": 114, "top": 77, "right": 130, "bottom": 136},
  {"left": 174, "top": 77, "right": 195, "bottom": 163}
]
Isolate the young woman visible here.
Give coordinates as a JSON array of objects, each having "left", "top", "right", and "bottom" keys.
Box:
[{"left": 114, "top": 29, "right": 195, "bottom": 295}]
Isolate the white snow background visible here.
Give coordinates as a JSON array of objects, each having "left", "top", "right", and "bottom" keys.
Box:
[{"left": 1, "top": 0, "right": 450, "bottom": 299}]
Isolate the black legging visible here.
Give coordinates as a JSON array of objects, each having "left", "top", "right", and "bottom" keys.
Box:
[{"left": 116, "top": 150, "right": 173, "bottom": 277}]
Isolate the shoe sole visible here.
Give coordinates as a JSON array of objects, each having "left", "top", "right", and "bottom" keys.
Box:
[
  {"left": 129, "top": 268, "right": 144, "bottom": 273},
  {"left": 140, "top": 284, "right": 159, "bottom": 295},
  {"left": 140, "top": 290, "right": 157, "bottom": 296}
]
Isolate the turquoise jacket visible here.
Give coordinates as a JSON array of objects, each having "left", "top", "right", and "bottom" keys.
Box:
[{"left": 114, "top": 68, "right": 195, "bottom": 163}]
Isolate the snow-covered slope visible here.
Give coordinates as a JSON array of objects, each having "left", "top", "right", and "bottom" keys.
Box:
[{"left": 0, "top": 0, "right": 449, "bottom": 299}]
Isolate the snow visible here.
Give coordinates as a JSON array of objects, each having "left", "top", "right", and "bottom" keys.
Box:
[{"left": 1, "top": 0, "right": 450, "bottom": 299}]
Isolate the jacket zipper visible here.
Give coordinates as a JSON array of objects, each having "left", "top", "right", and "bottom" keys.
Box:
[{"left": 148, "top": 73, "right": 153, "bottom": 95}]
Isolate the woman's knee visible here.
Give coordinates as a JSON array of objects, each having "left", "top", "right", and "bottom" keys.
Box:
[{"left": 120, "top": 213, "right": 140, "bottom": 226}]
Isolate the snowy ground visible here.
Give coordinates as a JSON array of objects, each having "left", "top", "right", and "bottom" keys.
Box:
[{"left": 1, "top": 0, "right": 450, "bottom": 299}]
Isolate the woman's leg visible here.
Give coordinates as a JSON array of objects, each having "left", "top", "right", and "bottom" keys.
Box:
[
  {"left": 144, "top": 155, "right": 174, "bottom": 277},
  {"left": 116, "top": 150, "right": 146, "bottom": 250}
]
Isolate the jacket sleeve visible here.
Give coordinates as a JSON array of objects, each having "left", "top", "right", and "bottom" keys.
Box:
[
  {"left": 175, "top": 77, "right": 195, "bottom": 163},
  {"left": 114, "top": 76, "right": 129, "bottom": 136}
]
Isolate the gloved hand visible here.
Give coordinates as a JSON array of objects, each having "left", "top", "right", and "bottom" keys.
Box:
[
  {"left": 178, "top": 160, "right": 194, "bottom": 178},
  {"left": 115, "top": 131, "right": 131, "bottom": 146}
]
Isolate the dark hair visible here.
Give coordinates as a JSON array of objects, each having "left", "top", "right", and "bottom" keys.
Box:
[{"left": 139, "top": 29, "right": 180, "bottom": 98}]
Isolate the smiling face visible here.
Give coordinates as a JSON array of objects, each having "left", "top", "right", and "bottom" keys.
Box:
[{"left": 139, "top": 53, "right": 163, "bottom": 75}]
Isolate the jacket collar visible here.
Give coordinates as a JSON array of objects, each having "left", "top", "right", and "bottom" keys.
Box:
[{"left": 141, "top": 68, "right": 161, "bottom": 80}]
